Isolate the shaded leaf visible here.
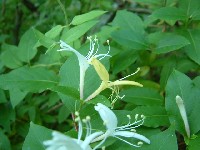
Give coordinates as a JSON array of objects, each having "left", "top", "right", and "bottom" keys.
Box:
[
  {"left": 112, "top": 30, "right": 147, "bottom": 50},
  {"left": 0, "top": 67, "right": 58, "bottom": 92},
  {"left": 182, "top": 29, "right": 200, "bottom": 65},
  {"left": 50, "top": 85, "right": 79, "bottom": 100},
  {"left": 112, "top": 50, "right": 139, "bottom": 74},
  {"left": 0, "top": 104, "right": 15, "bottom": 132},
  {"left": 165, "top": 70, "right": 200, "bottom": 136},
  {"left": 153, "top": 7, "right": 187, "bottom": 21},
  {"left": 0, "top": 43, "right": 23, "bottom": 69},
  {"left": 18, "top": 28, "right": 38, "bottom": 63},
  {"left": 61, "top": 21, "right": 98, "bottom": 43},
  {"left": 71, "top": 10, "right": 107, "bottom": 25},
  {"left": 132, "top": 106, "right": 170, "bottom": 127},
  {"left": 0, "top": 89, "right": 7, "bottom": 103},
  {"left": 188, "top": 133, "right": 200, "bottom": 150},
  {"left": 9, "top": 89, "right": 27, "bottom": 108},
  {"left": 0, "top": 130, "right": 11, "bottom": 150},
  {"left": 155, "top": 34, "right": 190, "bottom": 54},
  {"left": 141, "top": 127, "right": 178, "bottom": 150},
  {"left": 111, "top": 10, "right": 144, "bottom": 33},
  {"left": 120, "top": 87, "right": 164, "bottom": 106},
  {"left": 22, "top": 122, "right": 52, "bottom": 150}
]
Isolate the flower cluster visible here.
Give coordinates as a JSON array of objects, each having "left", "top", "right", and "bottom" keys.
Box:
[
  {"left": 44, "top": 36, "right": 150, "bottom": 149},
  {"left": 44, "top": 103, "right": 150, "bottom": 150}
]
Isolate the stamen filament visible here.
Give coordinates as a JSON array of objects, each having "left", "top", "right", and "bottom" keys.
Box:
[
  {"left": 114, "top": 136, "right": 140, "bottom": 147},
  {"left": 118, "top": 68, "right": 140, "bottom": 81},
  {"left": 115, "top": 118, "right": 145, "bottom": 131}
]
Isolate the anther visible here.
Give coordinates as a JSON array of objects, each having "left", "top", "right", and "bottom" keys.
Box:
[
  {"left": 137, "top": 141, "right": 143, "bottom": 146},
  {"left": 86, "top": 116, "right": 91, "bottom": 121},
  {"left": 75, "top": 111, "right": 79, "bottom": 116},
  {"left": 127, "top": 115, "right": 131, "bottom": 120},
  {"left": 131, "top": 129, "right": 136, "bottom": 132},
  {"left": 135, "top": 114, "right": 139, "bottom": 120},
  {"left": 141, "top": 115, "right": 145, "bottom": 119}
]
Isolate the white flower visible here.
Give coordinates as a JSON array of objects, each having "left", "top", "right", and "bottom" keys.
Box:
[
  {"left": 93, "top": 103, "right": 150, "bottom": 149},
  {"left": 176, "top": 95, "right": 190, "bottom": 138},
  {"left": 44, "top": 112, "right": 103, "bottom": 150},
  {"left": 58, "top": 36, "right": 110, "bottom": 99},
  {"left": 43, "top": 131, "right": 84, "bottom": 150}
]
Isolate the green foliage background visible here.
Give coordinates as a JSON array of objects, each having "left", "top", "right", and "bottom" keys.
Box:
[{"left": 0, "top": 0, "right": 200, "bottom": 150}]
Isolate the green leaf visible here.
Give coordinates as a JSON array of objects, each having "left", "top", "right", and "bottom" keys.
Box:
[
  {"left": 22, "top": 122, "right": 52, "bottom": 150},
  {"left": 50, "top": 85, "right": 79, "bottom": 100},
  {"left": 18, "top": 28, "right": 38, "bottom": 63},
  {"left": 61, "top": 21, "right": 98, "bottom": 43},
  {"left": 188, "top": 133, "right": 200, "bottom": 150},
  {"left": 71, "top": 10, "right": 107, "bottom": 25},
  {"left": 155, "top": 34, "right": 190, "bottom": 54},
  {"left": 0, "top": 104, "right": 15, "bottom": 132},
  {"left": 120, "top": 87, "right": 164, "bottom": 106},
  {"left": 0, "top": 67, "right": 58, "bottom": 92},
  {"left": 58, "top": 55, "right": 81, "bottom": 111},
  {"left": 112, "top": 50, "right": 139, "bottom": 74},
  {"left": 179, "top": 0, "right": 200, "bottom": 20},
  {"left": 45, "top": 25, "right": 63, "bottom": 39},
  {"left": 132, "top": 106, "right": 170, "bottom": 127},
  {"left": 152, "top": 7, "right": 187, "bottom": 21},
  {"left": 10, "top": 89, "right": 27, "bottom": 108},
  {"left": 160, "top": 58, "right": 176, "bottom": 90},
  {"left": 165, "top": 70, "right": 200, "bottom": 136},
  {"left": 0, "top": 43, "right": 23, "bottom": 69},
  {"left": 0, "top": 89, "right": 7, "bottom": 103},
  {"left": 194, "top": 76, "right": 200, "bottom": 88},
  {"left": 182, "top": 29, "right": 200, "bottom": 65},
  {"left": 111, "top": 10, "right": 144, "bottom": 33},
  {"left": 141, "top": 127, "right": 178, "bottom": 150},
  {"left": 33, "top": 29, "right": 55, "bottom": 48},
  {"left": 58, "top": 105, "right": 70, "bottom": 123},
  {"left": 0, "top": 130, "right": 11, "bottom": 150},
  {"left": 87, "top": 95, "right": 111, "bottom": 107},
  {"left": 112, "top": 30, "right": 147, "bottom": 50}
]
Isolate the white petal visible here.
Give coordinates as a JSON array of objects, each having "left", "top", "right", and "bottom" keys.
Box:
[
  {"left": 95, "top": 103, "right": 118, "bottom": 131},
  {"left": 80, "top": 131, "right": 103, "bottom": 150},
  {"left": 113, "top": 131, "right": 150, "bottom": 144},
  {"left": 44, "top": 131, "right": 82, "bottom": 150},
  {"left": 59, "top": 41, "right": 89, "bottom": 99}
]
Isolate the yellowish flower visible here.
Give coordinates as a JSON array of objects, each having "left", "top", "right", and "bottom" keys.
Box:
[{"left": 85, "top": 58, "right": 143, "bottom": 101}]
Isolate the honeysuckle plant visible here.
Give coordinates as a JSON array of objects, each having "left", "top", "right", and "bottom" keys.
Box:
[
  {"left": 176, "top": 95, "right": 190, "bottom": 138},
  {"left": 58, "top": 36, "right": 110, "bottom": 100},
  {"left": 43, "top": 112, "right": 104, "bottom": 150},
  {"left": 93, "top": 103, "right": 150, "bottom": 149},
  {"left": 85, "top": 57, "right": 143, "bottom": 102},
  {"left": 44, "top": 103, "right": 150, "bottom": 150}
]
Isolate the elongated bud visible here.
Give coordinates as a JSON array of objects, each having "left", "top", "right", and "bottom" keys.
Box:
[{"left": 176, "top": 95, "right": 190, "bottom": 138}]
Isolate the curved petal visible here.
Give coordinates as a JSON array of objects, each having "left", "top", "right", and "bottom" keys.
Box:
[
  {"left": 43, "top": 131, "right": 82, "bottom": 150},
  {"left": 94, "top": 103, "right": 118, "bottom": 131},
  {"left": 59, "top": 41, "right": 89, "bottom": 99},
  {"left": 110, "top": 80, "right": 143, "bottom": 87},
  {"left": 90, "top": 57, "right": 109, "bottom": 81},
  {"left": 81, "top": 131, "right": 103, "bottom": 150},
  {"left": 113, "top": 131, "right": 150, "bottom": 144}
]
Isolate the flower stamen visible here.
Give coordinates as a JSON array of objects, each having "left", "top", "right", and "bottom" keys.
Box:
[{"left": 118, "top": 68, "right": 140, "bottom": 81}]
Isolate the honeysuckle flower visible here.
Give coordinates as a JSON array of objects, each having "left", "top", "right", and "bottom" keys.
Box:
[
  {"left": 85, "top": 58, "right": 143, "bottom": 102},
  {"left": 176, "top": 95, "right": 190, "bottom": 138},
  {"left": 93, "top": 103, "right": 150, "bottom": 149},
  {"left": 44, "top": 112, "right": 103, "bottom": 150},
  {"left": 58, "top": 36, "right": 110, "bottom": 99},
  {"left": 43, "top": 131, "right": 85, "bottom": 150}
]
